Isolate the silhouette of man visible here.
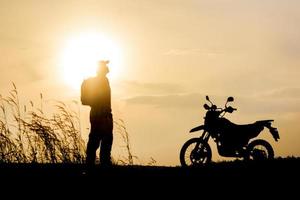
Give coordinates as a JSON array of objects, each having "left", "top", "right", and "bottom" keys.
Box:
[{"left": 86, "top": 60, "right": 113, "bottom": 166}]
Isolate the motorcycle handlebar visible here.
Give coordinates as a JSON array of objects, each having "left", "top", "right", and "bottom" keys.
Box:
[
  {"left": 223, "top": 106, "right": 237, "bottom": 113},
  {"left": 204, "top": 104, "right": 237, "bottom": 113}
]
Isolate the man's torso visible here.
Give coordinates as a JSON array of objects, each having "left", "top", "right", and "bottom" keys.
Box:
[{"left": 89, "top": 76, "right": 112, "bottom": 120}]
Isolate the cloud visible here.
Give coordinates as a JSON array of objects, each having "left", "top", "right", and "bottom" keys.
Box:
[
  {"left": 260, "top": 87, "right": 300, "bottom": 99},
  {"left": 117, "top": 80, "right": 186, "bottom": 95},
  {"left": 226, "top": 93, "right": 300, "bottom": 116},
  {"left": 124, "top": 93, "right": 203, "bottom": 108},
  {"left": 163, "top": 48, "right": 222, "bottom": 56},
  {"left": 123, "top": 91, "right": 300, "bottom": 116},
  {"left": 281, "top": 38, "right": 300, "bottom": 59},
  {"left": 0, "top": 33, "right": 56, "bottom": 88}
]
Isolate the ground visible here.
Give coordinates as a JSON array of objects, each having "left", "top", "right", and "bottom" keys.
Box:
[{"left": 0, "top": 157, "right": 298, "bottom": 196}]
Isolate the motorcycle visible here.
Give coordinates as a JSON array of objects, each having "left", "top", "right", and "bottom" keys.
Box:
[{"left": 180, "top": 96, "right": 280, "bottom": 167}]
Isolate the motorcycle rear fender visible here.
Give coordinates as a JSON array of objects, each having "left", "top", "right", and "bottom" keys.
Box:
[
  {"left": 190, "top": 125, "right": 205, "bottom": 133},
  {"left": 256, "top": 120, "right": 280, "bottom": 141}
]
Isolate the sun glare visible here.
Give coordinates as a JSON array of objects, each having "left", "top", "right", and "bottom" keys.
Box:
[{"left": 60, "top": 32, "right": 122, "bottom": 89}]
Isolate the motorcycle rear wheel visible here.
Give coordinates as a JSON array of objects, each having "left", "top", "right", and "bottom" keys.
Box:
[
  {"left": 246, "top": 139, "right": 274, "bottom": 160},
  {"left": 180, "top": 138, "right": 212, "bottom": 167}
]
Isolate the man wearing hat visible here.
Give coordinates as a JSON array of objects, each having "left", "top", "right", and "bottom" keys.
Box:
[{"left": 85, "top": 60, "right": 113, "bottom": 166}]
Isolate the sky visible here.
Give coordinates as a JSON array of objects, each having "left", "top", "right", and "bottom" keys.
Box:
[{"left": 0, "top": 0, "right": 300, "bottom": 166}]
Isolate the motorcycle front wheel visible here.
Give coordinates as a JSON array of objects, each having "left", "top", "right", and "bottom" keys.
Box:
[
  {"left": 246, "top": 139, "right": 274, "bottom": 161},
  {"left": 180, "top": 138, "right": 212, "bottom": 167}
]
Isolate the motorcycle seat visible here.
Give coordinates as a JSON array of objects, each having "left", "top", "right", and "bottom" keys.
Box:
[
  {"left": 255, "top": 120, "right": 274, "bottom": 125},
  {"left": 219, "top": 119, "right": 265, "bottom": 140}
]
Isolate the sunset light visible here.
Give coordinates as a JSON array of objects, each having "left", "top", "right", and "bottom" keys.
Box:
[
  {"left": 1, "top": 0, "right": 300, "bottom": 172},
  {"left": 60, "top": 32, "right": 122, "bottom": 89}
]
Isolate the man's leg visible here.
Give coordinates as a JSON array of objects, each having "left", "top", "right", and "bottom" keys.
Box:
[
  {"left": 100, "top": 117, "right": 113, "bottom": 166},
  {"left": 100, "top": 133, "right": 113, "bottom": 165},
  {"left": 86, "top": 124, "right": 101, "bottom": 165}
]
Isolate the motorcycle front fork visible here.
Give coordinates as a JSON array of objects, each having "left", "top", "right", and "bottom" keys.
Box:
[{"left": 198, "top": 131, "right": 210, "bottom": 143}]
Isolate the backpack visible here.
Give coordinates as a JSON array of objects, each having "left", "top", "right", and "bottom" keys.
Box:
[{"left": 81, "top": 77, "right": 98, "bottom": 106}]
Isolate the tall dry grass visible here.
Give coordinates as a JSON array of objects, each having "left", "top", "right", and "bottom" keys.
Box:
[
  {"left": 0, "top": 83, "right": 137, "bottom": 165},
  {"left": 0, "top": 83, "right": 86, "bottom": 163},
  {"left": 113, "top": 119, "right": 136, "bottom": 165}
]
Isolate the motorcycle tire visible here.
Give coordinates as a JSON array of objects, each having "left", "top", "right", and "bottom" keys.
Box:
[
  {"left": 245, "top": 139, "right": 274, "bottom": 161},
  {"left": 180, "top": 138, "right": 212, "bottom": 167}
]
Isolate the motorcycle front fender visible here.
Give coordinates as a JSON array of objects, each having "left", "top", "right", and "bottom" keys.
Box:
[{"left": 190, "top": 125, "right": 205, "bottom": 133}]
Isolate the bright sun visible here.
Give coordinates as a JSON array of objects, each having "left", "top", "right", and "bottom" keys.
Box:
[{"left": 60, "top": 32, "right": 122, "bottom": 89}]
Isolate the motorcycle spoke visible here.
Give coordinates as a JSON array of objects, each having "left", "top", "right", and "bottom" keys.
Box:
[
  {"left": 187, "top": 144, "right": 209, "bottom": 166},
  {"left": 180, "top": 138, "right": 212, "bottom": 167}
]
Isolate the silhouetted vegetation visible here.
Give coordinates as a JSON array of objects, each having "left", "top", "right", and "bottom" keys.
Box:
[
  {"left": 0, "top": 83, "right": 135, "bottom": 164},
  {"left": 113, "top": 119, "right": 135, "bottom": 165},
  {"left": 0, "top": 83, "right": 85, "bottom": 163}
]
